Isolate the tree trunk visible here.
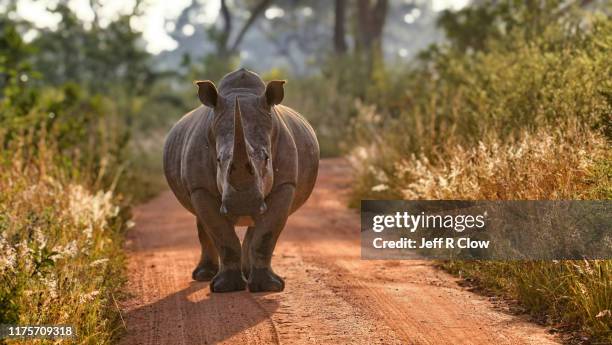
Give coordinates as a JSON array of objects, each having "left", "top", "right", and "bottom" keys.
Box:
[
  {"left": 218, "top": 0, "right": 232, "bottom": 56},
  {"left": 333, "top": 0, "right": 348, "bottom": 55},
  {"left": 355, "top": 0, "right": 388, "bottom": 59},
  {"left": 216, "top": 0, "right": 272, "bottom": 56}
]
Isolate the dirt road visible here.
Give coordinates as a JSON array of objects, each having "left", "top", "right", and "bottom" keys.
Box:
[{"left": 121, "top": 158, "right": 559, "bottom": 345}]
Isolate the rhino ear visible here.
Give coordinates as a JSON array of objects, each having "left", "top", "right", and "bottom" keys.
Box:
[
  {"left": 264, "top": 80, "right": 285, "bottom": 106},
  {"left": 195, "top": 80, "right": 218, "bottom": 108}
]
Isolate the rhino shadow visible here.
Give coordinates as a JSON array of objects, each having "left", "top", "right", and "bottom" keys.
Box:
[{"left": 121, "top": 281, "right": 280, "bottom": 345}]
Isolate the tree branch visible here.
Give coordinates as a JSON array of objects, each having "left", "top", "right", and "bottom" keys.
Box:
[
  {"left": 219, "top": 0, "right": 233, "bottom": 53},
  {"left": 334, "top": 0, "right": 348, "bottom": 54},
  {"left": 229, "top": 0, "right": 273, "bottom": 53}
]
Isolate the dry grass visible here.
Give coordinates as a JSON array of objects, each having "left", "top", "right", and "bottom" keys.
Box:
[
  {"left": 341, "top": 4, "right": 612, "bottom": 342},
  {"left": 443, "top": 259, "right": 612, "bottom": 342},
  {"left": 350, "top": 121, "right": 610, "bottom": 201},
  {"left": 394, "top": 125, "right": 605, "bottom": 200},
  {"left": 0, "top": 135, "right": 129, "bottom": 344},
  {"left": 348, "top": 120, "right": 612, "bottom": 341}
]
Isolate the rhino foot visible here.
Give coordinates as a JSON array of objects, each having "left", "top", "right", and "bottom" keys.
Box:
[
  {"left": 248, "top": 268, "right": 285, "bottom": 292},
  {"left": 192, "top": 263, "right": 218, "bottom": 282},
  {"left": 210, "top": 269, "right": 246, "bottom": 292}
]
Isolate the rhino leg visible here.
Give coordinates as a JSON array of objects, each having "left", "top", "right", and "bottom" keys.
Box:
[
  {"left": 247, "top": 183, "right": 295, "bottom": 292},
  {"left": 191, "top": 189, "right": 246, "bottom": 292},
  {"left": 192, "top": 219, "right": 219, "bottom": 281}
]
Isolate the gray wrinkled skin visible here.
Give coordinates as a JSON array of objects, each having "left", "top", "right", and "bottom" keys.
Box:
[{"left": 163, "top": 68, "right": 319, "bottom": 293}]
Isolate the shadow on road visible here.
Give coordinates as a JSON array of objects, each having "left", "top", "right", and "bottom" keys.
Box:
[{"left": 122, "top": 281, "right": 280, "bottom": 344}]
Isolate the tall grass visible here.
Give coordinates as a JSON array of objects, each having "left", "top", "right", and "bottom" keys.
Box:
[
  {"left": 344, "top": 3, "right": 612, "bottom": 342},
  {"left": 443, "top": 260, "right": 611, "bottom": 342},
  {"left": 350, "top": 121, "right": 610, "bottom": 201},
  {"left": 0, "top": 10, "right": 169, "bottom": 344},
  {"left": 0, "top": 91, "right": 131, "bottom": 343}
]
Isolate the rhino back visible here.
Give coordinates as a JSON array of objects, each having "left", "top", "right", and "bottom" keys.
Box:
[
  {"left": 274, "top": 105, "right": 320, "bottom": 213},
  {"left": 163, "top": 106, "right": 217, "bottom": 214}
]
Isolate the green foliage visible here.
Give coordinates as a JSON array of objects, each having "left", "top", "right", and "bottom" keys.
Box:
[
  {"left": 1, "top": 3, "right": 189, "bottom": 197},
  {"left": 282, "top": 59, "right": 360, "bottom": 156},
  {"left": 31, "top": 3, "right": 153, "bottom": 95},
  {"left": 435, "top": 0, "right": 573, "bottom": 53},
  {"left": 0, "top": 15, "right": 38, "bottom": 120},
  {"left": 349, "top": 2, "right": 611, "bottom": 201},
  {"left": 342, "top": 1, "right": 612, "bottom": 342},
  {"left": 0, "top": 5, "right": 162, "bottom": 343}
]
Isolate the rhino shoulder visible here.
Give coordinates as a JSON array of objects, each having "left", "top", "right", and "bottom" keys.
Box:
[
  {"left": 164, "top": 106, "right": 218, "bottom": 205},
  {"left": 272, "top": 105, "right": 319, "bottom": 211},
  {"left": 274, "top": 105, "right": 319, "bottom": 158},
  {"left": 275, "top": 106, "right": 317, "bottom": 139}
]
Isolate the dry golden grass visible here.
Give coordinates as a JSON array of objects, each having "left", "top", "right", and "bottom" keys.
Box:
[
  {"left": 0, "top": 134, "right": 129, "bottom": 344},
  {"left": 350, "top": 121, "right": 610, "bottom": 201},
  {"left": 349, "top": 121, "right": 611, "bottom": 341},
  {"left": 394, "top": 124, "right": 609, "bottom": 200}
]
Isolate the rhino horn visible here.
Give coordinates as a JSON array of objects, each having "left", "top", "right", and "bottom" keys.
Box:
[{"left": 229, "top": 97, "right": 253, "bottom": 189}]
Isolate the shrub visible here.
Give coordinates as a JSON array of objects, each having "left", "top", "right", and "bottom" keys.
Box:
[
  {"left": 0, "top": 134, "right": 129, "bottom": 344},
  {"left": 346, "top": 2, "right": 611, "bottom": 342},
  {"left": 350, "top": 122, "right": 610, "bottom": 201}
]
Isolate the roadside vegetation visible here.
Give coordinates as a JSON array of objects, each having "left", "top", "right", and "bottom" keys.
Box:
[
  {"left": 0, "top": 4, "right": 186, "bottom": 343},
  {"left": 1, "top": 0, "right": 610, "bottom": 343},
  {"left": 338, "top": 2, "right": 611, "bottom": 342},
  {"left": 0, "top": 129, "right": 128, "bottom": 344}
]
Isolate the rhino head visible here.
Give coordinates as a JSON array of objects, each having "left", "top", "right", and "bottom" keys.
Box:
[{"left": 195, "top": 77, "right": 285, "bottom": 218}]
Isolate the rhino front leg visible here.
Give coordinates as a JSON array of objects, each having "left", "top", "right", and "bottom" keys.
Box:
[
  {"left": 191, "top": 189, "right": 246, "bottom": 292},
  {"left": 192, "top": 219, "right": 219, "bottom": 281},
  {"left": 248, "top": 183, "right": 295, "bottom": 292}
]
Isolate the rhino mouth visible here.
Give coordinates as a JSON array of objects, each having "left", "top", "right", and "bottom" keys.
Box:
[{"left": 219, "top": 190, "right": 267, "bottom": 217}]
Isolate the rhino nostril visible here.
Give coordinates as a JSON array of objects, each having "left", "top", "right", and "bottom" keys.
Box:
[
  {"left": 220, "top": 204, "right": 229, "bottom": 215},
  {"left": 245, "top": 163, "right": 254, "bottom": 175}
]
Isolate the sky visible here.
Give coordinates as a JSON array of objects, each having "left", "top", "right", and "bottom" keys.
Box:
[{"left": 8, "top": 0, "right": 468, "bottom": 54}]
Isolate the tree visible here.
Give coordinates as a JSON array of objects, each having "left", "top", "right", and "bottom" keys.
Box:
[
  {"left": 333, "top": 0, "right": 348, "bottom": 55},
  {"left": 355, "top": 0, "right": 388, "bottom": 60},
  {"left": 212, "top": 0, "right": 273, "bottom": 57},
  {"left": 31, "top": 2, "right": 153, "bottom": 95}
]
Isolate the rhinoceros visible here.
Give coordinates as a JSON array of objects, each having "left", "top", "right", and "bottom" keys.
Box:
[{"left": 163, "top": 68, "right": 319, "bottom": 292}]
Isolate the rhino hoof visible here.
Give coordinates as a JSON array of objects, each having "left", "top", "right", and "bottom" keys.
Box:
[
  {"left": 210, "top": 269, "right": 246, "bottom": 292},
  {"left": 248, "top": 268, "right": 285, "bottom": 292},
  {"left": 192, "top": 264, "right": 218, "bottom": 282}
]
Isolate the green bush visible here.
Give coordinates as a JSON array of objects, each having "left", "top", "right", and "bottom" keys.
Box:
[
  {"left": 349, "top": 5, "right": 611, "bottom": 202},
  {"left": 0, "top": 10, "right": 134, "bottom": 343},
  {"left": 343, "top": 1, "right": 612, "bottom": 342}
]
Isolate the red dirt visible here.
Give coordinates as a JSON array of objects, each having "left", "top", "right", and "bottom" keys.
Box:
[{"left": 120, "top": 158, "right": 560, "bottom": 345}]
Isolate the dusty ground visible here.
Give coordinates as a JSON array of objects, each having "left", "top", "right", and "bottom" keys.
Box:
[{"left": 121, "top": 158, "right": 560, "bottom": 345}]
